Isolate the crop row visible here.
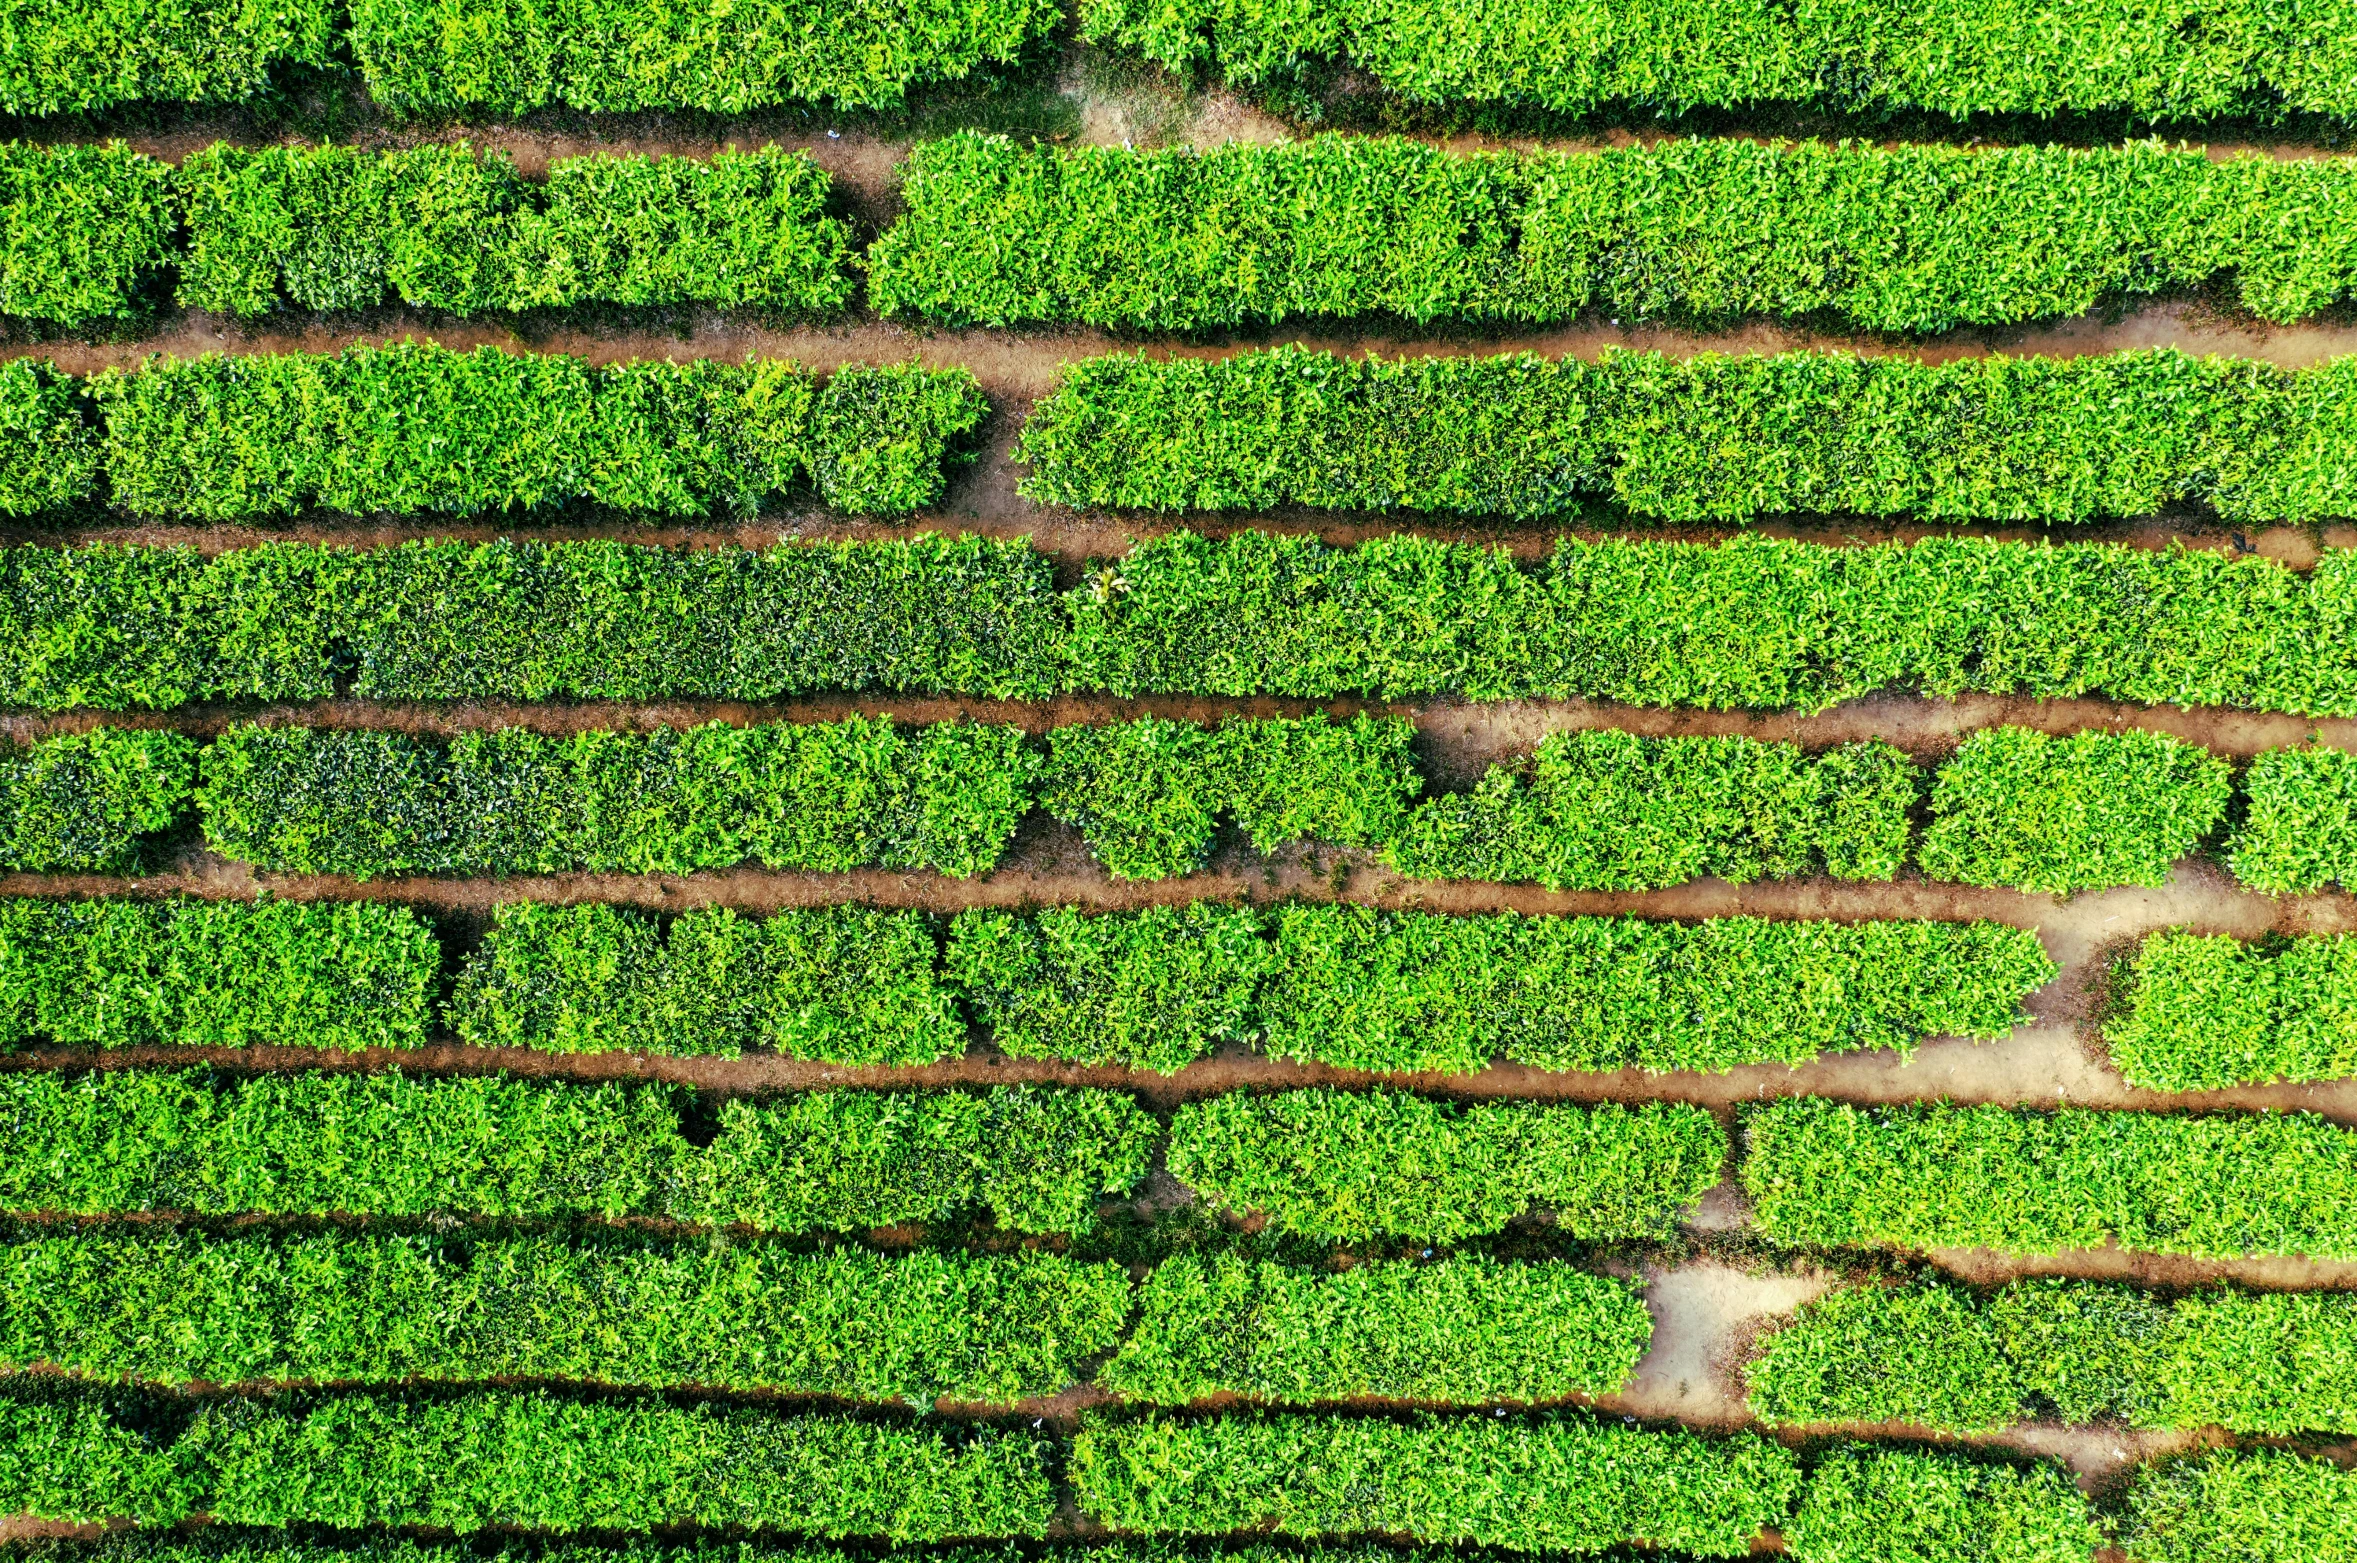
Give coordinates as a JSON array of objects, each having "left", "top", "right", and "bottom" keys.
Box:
[
  {"left": 0, "top": 893, "right": 2048, "bottom": 1075},
  {"left": 1748, "top": 1275, "right": 2357, "bottom": 1436},
  {"left": 1080, "top": 0, "right": 2357, "bottom": 121},
  {"left": 0, "top": 1071, "right": 1722, "bottom": 1245},
  {"left": 1018, "top": 345, "right": 2357, "bottom": 524},
  {"left": 0, "top": 346, "right": 985, "bottom": 520},
  {"left": 27, "top": 135, "right": 2357, "bottom": 333},
  {"left": 0, "top": 1231, "right": 1647, "bottom": 1407},
  {"left": 15, "top": 346, "right": 2357, "bottom": 525},
  {"left": 0, "top": 1391, "right": 2335, "bottom": 1560},
  {"left": 15, "top": 530, "right": 2357, "bottom": 719},
  {"left": 4, "top": 0, "right": 1049, "bottom": 117},
  {"left": 874, "top": 132, "right": 2357, "bottom": 332},
  {"left": 2107, "top": 930, "right": 2357, "bottom": 1090},
  {"left": 17, "top": 718, "right": 2347, "bottom": 897}
]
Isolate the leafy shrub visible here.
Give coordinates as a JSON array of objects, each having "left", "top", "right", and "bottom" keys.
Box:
[
  {"left": 1071, "top": 1410, "right": 1798, "bottom": 1554},
  {"left": 0, "top": 727, "right": 195, "bottom": 873},
  {"left": 196, "top": 717, "right": 1037, "bottom": 880},
  {"left": 0, "top": 1069, "right": 1156, "bottom": 1235},
  {"left": 1783, "top": 1447, "right": 2100, "bottom": 1563},
  {"left": 87, "top": 343, "right": 981, "bottom": 520},
  {"left": 1386, "top": 730, "right": 1915, "bottom": 890},
  {"left": 1018, "top": 347, "right": 2357, "bottom": 525},
  {"left": 1914, "top": 727, "right": 2234, "bottom": 894},
  {"left": 1039, "top": 715, "right": 1422, "bottom": 879},
  {"left": 1167, "top": 1088, "right": 1726, "bottom": 1242},
  {"left": 0, "top": 1390, "right": 1056, "bottom": 1535},
  {"left": 0, "top": 1230, "right": 1127, "bottom": 1404},
  {"left": 347, "top": 0, "right": 1059, "bottom": 115},
  {"left": 2120, "top": 1449, "right": 2357, "bottom": 1563},
  {"left": 0, "top": 360, "right": 100, "bottom": 517},
  {"left": 1741, "top": 1096, "right": 2357, "bottom": 1260},
  {"left": 2229, "top": 745, "right": 2357, "bottom": 893},
  {"left": 450, "top": 901, "right": 961, "bottom": 1063},
  {"left": 1076, "top": 0, "right": 2357, "bottom": 121},
  {"left": 178, "top": 143, "right": 855, "bottom": 317},
  {"left": 2105, "top": 930, "right": 2357, "bottom": 1090},
  {"left": 873, "top": 133, "right": 2357, "bottom": 333},
  {"left": 0, "top": 0, "right": 334, "bottom": 116},
  {"left": 1101, "top": 1254, "right": 1650, "bottom": 1404},
  {"left": 0, "top": 143, "right": 177, "bottom": 327},
  {"left": 0, "top": 895, "right": 435, "bottom": 1051},
  {"left": 1750, "top": 1276, "right": 2357, "bottom": 1436}
]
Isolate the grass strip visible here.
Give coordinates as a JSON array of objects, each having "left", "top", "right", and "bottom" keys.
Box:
[
  {"left": 1740, "top": 1096, "right": 2357, "bottom": 1260},
  {"left": 1016, "top": 346, "right": 2357, "bottom": 525}
]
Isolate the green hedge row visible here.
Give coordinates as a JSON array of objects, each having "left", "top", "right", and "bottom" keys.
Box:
[
  {"left": 1077, "top": 0, "right": 2357, "bottom": 121},
  {"left": 1785, "top": 1446, "right": 2101, "bottom": 1563},
  {"left": 2105, "top": 930, "right": 2357, "bottom": 1090},
  {"left": 873, "top": 133, "right": 2357, "bottom": 333},
  {"left": 0, "top": 1231, "right": 1647, "bottom": 1408},
  {"left": 1017, "top": 347, "right": 2357, "bottom": 525},
  {"left": 19, "top": 530, "right": 2357, "bottom": 719},
  {"left": 0, "top": 1231, "right": 1129, "bottom": 1405},
  {"left": 1749, "top": 1276, "right": 2357, "bottom": 1436},
  {"left": 0, "top": 0, "right": 334, "bottom": 116},
  {"left": 0, "top": 1069, "right": 1158, "bottom": 1237},
  {"left": 1070, "top": 1410, "right": 1797, "bottom": 1555},
  {"left": 1740, "top": 1096, "right": 2357, "bottom": 1260},
  {"left": 0, "top": 144, "right": 177, "bottom": 328},
  {"left": 1097, "top": 1253, "right": 1648, "bottom": 1405},
  {"left": 2225, "top": 745, "right": 2357, "bottom": 893},
  {"left": 0, "top": 727, "right": 195, "bottom": 874},
  {"left": 1166, "top": 1090, "right": 1726, "bottom": 1242},
  {"left": 2122, "top": 1449, "right": 2357, "bottom": 1563},
  {"left": 0, "top": 1391, "right": 1055, "bottom": 1535},
  {"left": 0, "top": 345, "right": 984, "bottom": 520}
]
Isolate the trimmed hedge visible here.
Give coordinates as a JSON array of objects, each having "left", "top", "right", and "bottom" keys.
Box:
[
  {"left": 950, "top": 903, "right": 2051, "bottom": 1074},
  {"left": 0, "top": 727, "right": 195, "bottom": 874},
  {"left": 1076, "top": 0, "right": 2357, "bottom": 122},
  {"left": 1783, "top": 1447, "right": 2100, "bottom": 1563},
  {"left": 1100, "top": 1254, "right": 1649, "bottom": 1405},
  {"left": 0, "top": 1230, "right": 1127, "bottom": 1404},
  {"left": 2105, "top": 930, "right": 2357, "bottom": 1090},
  {"left": 0, "top": 0, "right": 334, "bottom": 116},
  {"left": 1741, "top": 1096, "right": 2357, "bottom": 1260},
  {"left": 872, "top": 133, "right": 2357, "bottom": 334},
  {"left": 2228, "top": 745, "right": 2357, "bottom": 893},
  {"left": 1914, "top": 726, "right": 2233, "bottom": 894},
  {"left": 1386, "top": 730, "right": 1916, "bottom": 890},
  {"left": 452, "top": 901, "right": 962, "bottom": 1063},
  {"left": 1016, "top": 347, "right": 2357, "bottom": 525},
  {"left": 196, "top": 718, "right": 1037, "bottom": 881},
  {"left": 1071, "top": 1410, "right": 1798, "bottom": 1554},
  {"left": 1749, "top": 1276, "right": 2357, "bottom": 1436},
  {"left": 0, "top": 1069, "right": 1158, "bottom": 1236},
  {"left": 178, "top": 143, "right": 854, "bottom": 317},
  {"left": 1166, "top": 1089, "right": 1725, "bottom": 1242},
  {"left": 19, "top": 529, "right": 2357, "bottom": 719},
  {"left": 88, "top": 344, "right": 984, "bottom": 520},
  {"left": 347, "top": 0, "right": 1057, "bottom": 115},
  {"left": 0, "top": 895, "right": 435, "bottom": 1052},
  {"left": 0, "top": 1390, "right": 1054, "bottom": 1536},
  {"left": 2120, "top": 1449, "right": 2357, "bottom": 1563},
  {"left": 0, "top": 143, "right": 178, "bottom": 327}
]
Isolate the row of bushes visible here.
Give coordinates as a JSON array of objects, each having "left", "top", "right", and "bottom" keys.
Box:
[
  {"left": 17, "top": 718, "right": 2344, "bottom": 895},
  {"left": 0, "top": 346, "right": 986, "bottom": 520},
  {"left": 0, "top": 1232, "right": 1648, "bottom": 1408},
  {"left": 3, "top": 0, "right": 1046, "bottom": 117},
  {"left": 1740, "top": 1096, "right": 2357, "bottom": 1261},
  {"left": 1748, "top": 1276, "right": 2357, "bottom": 1436},
  {"left": 34, "top": 134, "right": 2357, "bottom": 333},
  {"left": 2106, "top": 930, "right": 2357, "bottom": 1091},
  {"left": 16, "top": 530, "right": 2357, "bottom": 719},
  {"left": 1078, "top": 0, "right": 2357, "bottom": 121},
  {"left": 1018, "top": 346, "right": 2357, "bottom": 524},
  {"left": 873, "top": 133, "right": 2357, "bottom": 333},
  {"left": 0, "top": 1070, "right": 1725, "bottom": 1244}
]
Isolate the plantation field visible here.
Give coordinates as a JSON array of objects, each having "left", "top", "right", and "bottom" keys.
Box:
[{"left": 8, "top": 10, "right": 2357, "bottom": 1563}]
